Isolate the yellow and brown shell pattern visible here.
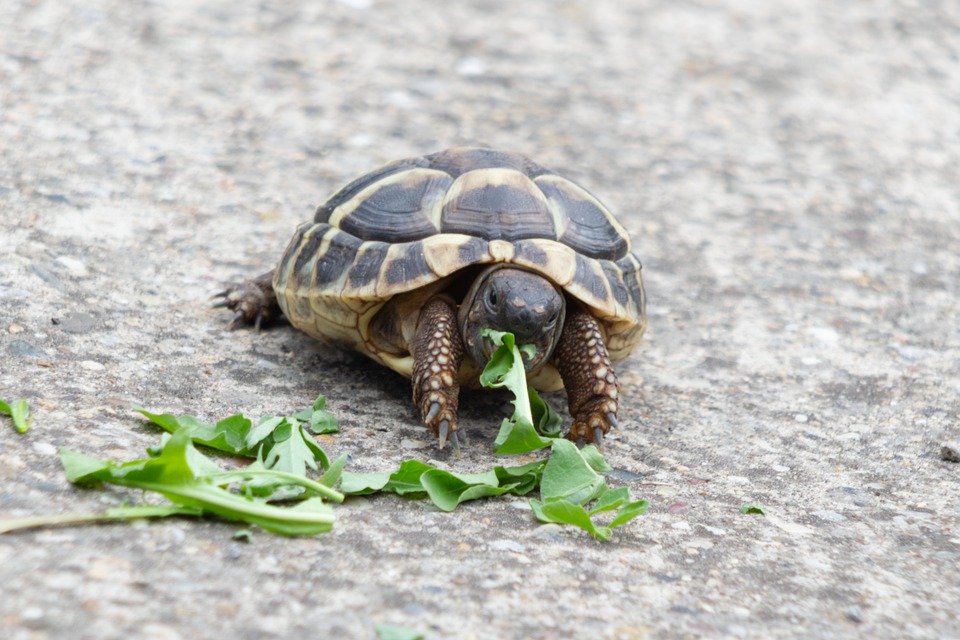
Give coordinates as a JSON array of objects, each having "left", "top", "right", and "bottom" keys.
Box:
[{"left": 272, "top": 147, "right": 646, "bottom": 380}]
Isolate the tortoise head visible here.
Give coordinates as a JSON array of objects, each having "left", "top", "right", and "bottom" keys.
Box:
[{"left": 459, "top": 265, "right": 566, "bottom": 373}]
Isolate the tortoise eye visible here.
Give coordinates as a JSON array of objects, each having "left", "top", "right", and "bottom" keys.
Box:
[
  {"left": 487, "top": 288, "right": 499, "bottom": 309},
  {"left": 545, "top": 311, "right": 559, "bottom": 328}
]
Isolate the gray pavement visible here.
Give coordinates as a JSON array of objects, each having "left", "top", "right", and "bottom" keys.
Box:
[{"left": 2, "top": 1, "right": 958, "bottom": 638}]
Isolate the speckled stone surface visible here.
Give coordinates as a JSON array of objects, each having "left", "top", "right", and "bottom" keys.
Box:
[{"left": 1, "top": 1, "right": 958, "bottom": 638}]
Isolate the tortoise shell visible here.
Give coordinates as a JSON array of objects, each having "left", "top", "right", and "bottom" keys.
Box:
[{"left": 272, "top": 147, "right": 646, "bottom": 390}]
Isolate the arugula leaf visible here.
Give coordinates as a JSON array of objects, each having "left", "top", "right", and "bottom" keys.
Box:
[
  {"left": 339, "top": 460, "right": 434, "bottom": 497},
  {"left": 261, "top": 418, "right": 326, "bottom": 476},
  {"left": 479, "top": 329, "right": 555, "bottom": 454},
  {"left": 609, "top": 500, "right": 650, "bottom": 528},
  {"left": 530, "top": 496, "right": 650, "bottom": 541},
  {"left": 0, "top": 398, "right": 33, "bottom": 433},
  {"left": 340, "top": 458, "right": 545, "bottom": 513},
  {"left": 476, "top": 331, "right": 650, "bottom": 540},
  {"left": 60, "top": 430, "right": 339, "bottom": 536},
  {"left": 375, "top": 623, "right": 425, "bottom": 640},
  {"left": 540, "top": 439, "right": 608, "bottom": 505},
  {"left": 587, "top": 486, "right": 631, "bottom": 515},
  {"left": 420, "top": 469, "right": 519, "bottom": 511},
  {"left": 530, "top": 498, "right": 610, "bottom": 540},
  {"left": 136, "top": 403, "right": 330, "bottom": 474},
  {"left": 0, "top": 504, "right": 203, "bottom": 535},
  {"left": 292, "top": 395, "right": 339, "bottom": 434},
  {"left": 528, "top": 440, "right": 649, "bottom": 540},
  {"left": 740, "top": 503, "right": 766, "bottom": 515}
]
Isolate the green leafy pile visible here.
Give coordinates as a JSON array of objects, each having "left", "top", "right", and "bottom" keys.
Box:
[{"left": 0, "top": 334, "right": 648, "bottom": 540}]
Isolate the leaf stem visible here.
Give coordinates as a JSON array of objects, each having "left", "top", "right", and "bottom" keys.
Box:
[{"left": 207, "top": 470, "right": 344, "bottom": 503}]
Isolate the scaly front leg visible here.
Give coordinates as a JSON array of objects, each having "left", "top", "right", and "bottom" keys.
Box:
[
  {"left": 411, "top": 296, "right": 465, "bottom": 452},
  {"left": 554, "top": 306, "right": 621, "bottom": 447}
]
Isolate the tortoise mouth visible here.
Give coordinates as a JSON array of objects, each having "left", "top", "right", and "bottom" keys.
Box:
[
  {"left": 459, "top": 264, "right": 565, "bottom": 374},
  {"left": 478, "top": 333, "right": 546, "bottom": 371}
]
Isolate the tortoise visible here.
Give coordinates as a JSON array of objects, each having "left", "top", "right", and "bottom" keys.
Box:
[{"left": 216, "top": 147, "right": 646, "bottom": 452}]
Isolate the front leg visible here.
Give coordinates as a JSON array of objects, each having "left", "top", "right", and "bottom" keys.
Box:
[
  {"left": 411, "top": 296, "right": 465, "bottom": 452},
  {"left": 554, "top": 306, "right": 620, "bottom": 447}
]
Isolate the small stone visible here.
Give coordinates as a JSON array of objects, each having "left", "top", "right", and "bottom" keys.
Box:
[
  {"left": 940, "top": 440, "right": 960, "bottom": 463},
  {"left": 80, "top": 360, "right": 106, "bottom": 371},
  {"left": 59, "top": 312, "right": 99, "bottom": 334},
  {"left": 55, "top": 255, "right": 89, "bottom": 277},
  {"left": 455, "top": 57, "right": 487, "bottom": 76},
  {"left": 812, "top": 509, "right": 845, "bottom": 522},
  {"left": 794, "top": 414, "right": 809, "bottom": 423},
  {"left": 8, "top": 339, "right": 49, "bottom": 358},
  {"left": 488, "top": 539, "right": 526, "bottom": 553},
  {"left": 32, "top": 442, "right": 58, "bottom": 456},
  {"left": 845, "top": 605, "right": 864, "bottom": 623}
]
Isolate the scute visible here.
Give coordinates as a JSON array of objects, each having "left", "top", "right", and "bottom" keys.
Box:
[
  {"left": 440, "top": 168, "right": 556, "bottom": 241},
  {"left": 425, "top": 147, "right": 552, "bottom": 179},
  {"left": 535, "top": 174, "right": 629, "bottom": 260},
  {"left": 314, "top": 156, "right": 430, "bottom": 224},
  {"left": 328, "top": 168, "right": 451, "bottom": 243},
  {"left": 313, "top": 228, "right": 364, "bottom": 288}
]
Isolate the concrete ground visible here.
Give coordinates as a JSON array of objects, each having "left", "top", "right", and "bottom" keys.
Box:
[{"left": 2, "top": 0, "right": 958, "bottom": 638}]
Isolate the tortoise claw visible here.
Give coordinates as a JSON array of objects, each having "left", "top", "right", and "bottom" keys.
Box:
[
  {"left": 593, "top": 427, "right": 605, "bottom": 449},
  {"left": 438, "top": 419, "right": 450, "bottom": 449},
  {"left": 606, "top": 412, "right": 620, "bottom": 431},
  {"left": 449, "top": 431, "right": 462, "bottom": 458},
  {"left": 211, "top": 297, "right": 232, "bottom": 309},
  {"left": 226, "top": 309, "right": 247, "bottom": 330},
  {"left": 425, "top": 402, "right": 441, "bottom": 425}
]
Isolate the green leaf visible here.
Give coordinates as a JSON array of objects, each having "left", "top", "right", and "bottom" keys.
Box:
[
  {"left": 246, "top": 416, "right": 284, "bottom": 449},
  {"left": 375, "top": 623, "right": 425, "bottom": 640},
  {"left": 479, "top": 329, "right": 554, "bottom": 454},
  {"left": 531, "top": 498, "right": 611, "bottom": 541},
  {"left": 135, "top": 405, "right": 252, "bottom": 455},
  {"left": 60, "top": 448, "right": 113, "bottom": 485},
  {"left": 339, "top": 460, "right": 434, "bottom": 497},
  {"left": 580, "top": 445, "right": 613, "bottom": 472},
  {"left": 540, "top": 439, "right": 608, "bottom": 505},
  {"left": 587, "top": 486, "right": 630, "bottom": 515},
  {"left": 308, "top": 395, "right": 339, "bottom": 434},
  {"left": 255, "top": 419, "right": 330, "bottom": 476},
  {"left": 0, "top": 504, "right": 203, "bottom": 535},
  {"left": 1, "top": 399, "right": 34, "bottom": 433},
  {"left": 492, "top": 417, "right": 552, "bottom": 455},
  {"left": 337, "top": 470, "right": 393, "bottom": 495},
  {"left": 262, "top": 425, "right": 318, "bottom": 476},
  {"left": 292, "top": 395, "right": 339, "bottom": 434},
  {"left": 320, "top": 453, "right": 348, "bottom": 489},
  {"left": 420, "top": 469, "right": 518, "bottom": 512},
  {"left": 59, "top": 431, "right": 337, "bottom": 536},
  {"left": 529, "top": 389, "right": 562, "bottom": 437},
  {"left": 740, "top": 503, "right": 766, "bottom": 515},
  {"left": 232, "top": 529, "right": 254, "bottom": 543},
  {"left": 609, "top": 500, "right": 650, "bottom": 527},
  {"left": 340, "top": 458, "right": 546, "bottom": 509}
]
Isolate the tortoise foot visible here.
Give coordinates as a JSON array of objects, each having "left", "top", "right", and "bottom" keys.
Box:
[
  {"left": 212, "top": 270, "right": 279, "bottom": 330},
  {"left": 566, "top": 397, "right": 619, "bottom": 448},
  {"left": 412, "top": 296, "right": 465, "bottom": 453},
  {"left": 555, "top": 307, "right": 622, "bottom": 449}
]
